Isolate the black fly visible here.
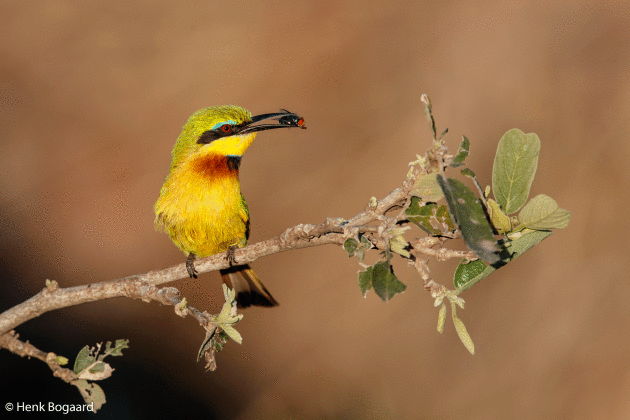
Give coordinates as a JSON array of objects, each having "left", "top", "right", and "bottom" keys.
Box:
[{"left": 278, "top": 109, "right": 306, "bottom": 129}]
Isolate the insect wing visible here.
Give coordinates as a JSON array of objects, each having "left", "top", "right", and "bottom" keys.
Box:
[{"left": 436, "top": 174, "right": 501, "bottom": 264}]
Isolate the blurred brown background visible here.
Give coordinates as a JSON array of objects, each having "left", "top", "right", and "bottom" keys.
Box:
[{"left": 1, "top": 0, "right": 629, "bottom": 418}]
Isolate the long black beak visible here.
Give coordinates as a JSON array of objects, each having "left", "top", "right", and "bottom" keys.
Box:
[{"left": 239, "top": 110, "right": 306, "bottom": 134}]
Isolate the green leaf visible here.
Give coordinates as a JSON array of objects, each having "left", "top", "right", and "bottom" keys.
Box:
[
  {"left": 487, "top": 198, "right": 512, "bottom": 234},
  {"left": 197, "top": 327, "right": 218, "bottom": 362},
  {"left": 73, "top": 346, "right": 93, "bottom": 375},
  {"left": 437, "top": 175, "right": 501, "bottom": 263},
  {"left": 461, "top": 167, "right": 476, "bottom": 178},
  {"left": 343, "top": 238, "right": 357, "bottom": 254},
  {"left": 451, "top": 302, "right": 475, "bottom": 355},
  {"left": 214, "top": 331, "right": 229, "bottom": 352},
  {"left": 406, "top": 199, "right": 441, "bottom": 235},
  {"left": 88, "top": 362, "right": 105, "bottom": 373},
  {"left": 221, "top": 325, "right": 243, "bottom": 344},
  {"left": 412, "top": 173, "right": 444, "bottom": 202},
  {"left": 212, "top": 285, "right": 243, "bottom": 326},
  {"left": 435, "top": 205, "right": 455, "bottom": 231},
  {"left": 203, "top": 286, "right": 244, "bottom": 355},
  {"left": 455, "top": 230, "right": 553, "bottom": 293},
  {"left": 453, "top": 259, "right": 488, "bottom": 289},
  {"left": 343, "top": 238, "right": 365, "bottom": 260},
  {"left": 103, "top": 339, "right": 129, "bottom": 358},
  {"left": 360, "top": 262, "right": 406, "bottom": 301},
  {"left": 518, "top": 194, "right": 571, "bottom": 230},
  {"left": 358, "top": 266, "right": 374, "bottom": 297},
  {"left": 74, "top": 380, "right": 106, "bottom": 413},
  {"left": 359, "top": 235, "right": 372, "bottom": 250},
  {"left": 437, "top": 304, "right": 447, "bottom": 334},
  {"left": 450, "top": 136, "right": 470, "bottom": 167},
  {"left": 492, "top": 129, "right": 540, "bottom": 214}
]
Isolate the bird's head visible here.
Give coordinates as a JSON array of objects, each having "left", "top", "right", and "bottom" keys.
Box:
[{"left": 171, "top": 105, "right": 303, "bottom": 167}]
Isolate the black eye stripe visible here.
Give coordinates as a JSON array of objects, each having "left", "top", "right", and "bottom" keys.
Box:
[
  {"left": 197, "top": 124, "right": 246, "bottom": 144},
  {"left": 197, "top": 130, "right": 221, "bottom": 144}
]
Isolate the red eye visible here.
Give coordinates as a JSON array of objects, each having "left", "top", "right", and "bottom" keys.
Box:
[
  {"left": 297, "top": 118, "right": 304, "bottom": 126},
  {"left": 221, "top": 124, "right": 232, "bottom": 133}
]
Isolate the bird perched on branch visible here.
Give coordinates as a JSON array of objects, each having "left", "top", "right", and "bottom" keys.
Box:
[{"left": 155, "top": 106, "right": 306, "bottom": 308}]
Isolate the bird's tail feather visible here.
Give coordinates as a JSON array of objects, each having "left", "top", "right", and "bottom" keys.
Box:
[{"left": 220, "top": 264, "right": 279, "bottom": 308}]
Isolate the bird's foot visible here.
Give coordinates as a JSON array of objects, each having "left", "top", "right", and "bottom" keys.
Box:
[
  {"left": 227, "top": 246, "right": 238, "bottom": 267},
  {"left": 186, "top": 253, "right": 198, "bottom": 278}
]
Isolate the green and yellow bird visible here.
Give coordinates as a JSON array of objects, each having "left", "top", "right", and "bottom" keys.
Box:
[{"left": 155, "top": 105, "right": 306, "bottom": 308}]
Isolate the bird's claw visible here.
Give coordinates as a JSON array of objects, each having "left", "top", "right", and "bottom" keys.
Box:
[
  {"left": 227, "top": 246, "right": 238, "bottom": 267},
  {"left": 186, "top": 253, "right": 198, "bottom": 278}
]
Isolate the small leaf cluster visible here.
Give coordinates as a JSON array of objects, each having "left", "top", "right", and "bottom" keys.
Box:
[
  {"left": 358, "top": 258, "right": 407, "bottom": 301},
  {"left": 208, "top": 284, "right": 244, "bottom": 344},
  {"left": 344, "top": 238, "right": 408, "bottom": 302},
  {"left": 453, "top": 128, "right": 571, "bottom": 293},
  {"left": 197, "top": 284, "right": 243, "bottom": 371},
  {"left": 406, "top": 197, "right": 454, "bottom": 235},
  {"left": 343, "top": 95, "right": 571, "bottom": 354},
  {"left": 434, "top": 289, "right": 475, "bottom": 354},
  {"left": 342, "top": 97, "right": 571, "bottom": 355},
  {"left": 343, "top": 235, "right": 373, "bottom": 261},
  {"left": 72, "top": 339, "right": 129, "bottom": 412}
]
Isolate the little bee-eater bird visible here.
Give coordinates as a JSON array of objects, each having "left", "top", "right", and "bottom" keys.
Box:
[{"left": 155, "top": 106, "right": 306, "bottom": 308}]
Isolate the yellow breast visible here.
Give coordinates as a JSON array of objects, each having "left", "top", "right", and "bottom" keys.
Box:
[{"left": 154, "top": 152, "right": 249, "bottom": 257}]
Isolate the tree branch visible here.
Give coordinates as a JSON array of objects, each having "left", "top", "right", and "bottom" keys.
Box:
[
  {"left": 0, "top": 180, "right": 413, "bottom": 336},
  {"left": 0, "top": 99, "right": 467, "bottom": 362},
  {"left": 0, "top": 330, "right": 77, "bottom": 384}
]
